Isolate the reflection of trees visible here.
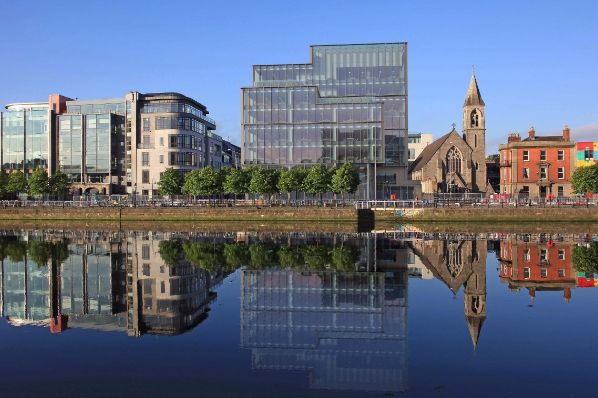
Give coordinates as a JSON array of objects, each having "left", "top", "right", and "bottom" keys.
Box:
[
  {"left": 183, "top": 242, "right": 226, "bottom": 274},
  {"left": 277, "top": 246, "right": 304, "bottom": 268},
  {"left": 573, "top": 243, "right": 598, "bottom": 274},
  {"left": 28, "top": 239, "right": 70, "bottom": 266},
  {"left": 158, "top": 239, "right": 183, "bottom": 267},
  {"left": 302, "top": 246, "right": 331, "bottom": 269},
  {"left": 249, "top": 244, "right": 278, "bottom": 269},
  {"left": 330, "top": 245, "right": 359, "bottom": 271},
  {"left": 165, "top": 238, "right": 362, "bottom": 273},
  {"left": 2, "top": 238, "right": 28, "bottom": 263},
  {"left": 224, "top": 243, "right": 250, "bottom": 268}
]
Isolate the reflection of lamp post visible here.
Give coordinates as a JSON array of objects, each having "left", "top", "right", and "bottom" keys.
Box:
[
  {"left": 151, "top": 179, "right": 154, "bottom": 199},
  {"left": 133, "top": 183, "right": 137, "bottom": 208}
]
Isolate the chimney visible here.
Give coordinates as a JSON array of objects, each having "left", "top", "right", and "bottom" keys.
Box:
[
  {"left": 564, "top": 288, "right": 571, "bottom": 303},
  {"left": 563, "top": 125, "right": 570, "bottom": 141},
  {"left": 507, "top": 132, "right": 521, "bottom": 143},
  {"left": 528, "top": 126, "right": 535, "bottom": 140}
]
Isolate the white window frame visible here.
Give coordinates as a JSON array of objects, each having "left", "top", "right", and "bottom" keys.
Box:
[
  {"left": 557, "top": 150, "right": 564, "bottom": 161},
  {"left": 558, "top": 167, "right": 564, "bottom": 179},
  {"left": 523, "top": 150, "right": 529, "bottom": 161}
]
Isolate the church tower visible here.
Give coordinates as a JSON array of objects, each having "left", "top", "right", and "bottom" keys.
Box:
[
  {"left": 463, "top": 241, "right": 487, "bottom": 349},
  {"left": 463, "top": 72, "right": 487, "bottom": 192}
]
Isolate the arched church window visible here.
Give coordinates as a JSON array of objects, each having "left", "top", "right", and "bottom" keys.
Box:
[
  {"left": 446, "top": 146, "right": 462, "bottom": 175},
  {"left": 470, "top": 109, "right": 479, "bottom": 128},
  {"left": 446, "top": 241, "right": 463, "bottom": 278}
]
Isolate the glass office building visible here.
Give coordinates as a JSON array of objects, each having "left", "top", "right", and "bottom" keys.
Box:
[
  {"left": 1, "top": 103, "right": 50, "bottom": 172},
  {"left": 242, "top": 43, "right": 414, "bottom": 199}
]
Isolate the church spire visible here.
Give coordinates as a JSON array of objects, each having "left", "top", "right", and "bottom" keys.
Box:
[
  {"left": 466, "top": 315, "right": 485, "bottom": 349},
  {"left": 464, "top": 71, "right": 485, "bottom": 107}
]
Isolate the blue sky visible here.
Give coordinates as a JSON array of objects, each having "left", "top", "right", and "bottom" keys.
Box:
[{"left": 1, "top": 0, "right": 596, "bottom": 152}]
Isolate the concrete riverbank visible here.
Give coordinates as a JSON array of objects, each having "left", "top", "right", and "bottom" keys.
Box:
[{"left": 0, "top": 206, "right": 596, "bottom": 224}]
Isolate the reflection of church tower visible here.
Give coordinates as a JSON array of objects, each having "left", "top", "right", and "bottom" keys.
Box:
[
  {"left": 463, "top": 241, "right": 486, "bottom": 349},
  {"left": 410, "top": 238, "right": 487, "bottom": 349},
  {"left": 463, "top": 72, "right": 487, "bottom": 192}
]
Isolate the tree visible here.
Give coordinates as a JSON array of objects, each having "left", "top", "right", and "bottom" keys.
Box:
[
  {"left": 158, "top": 168, "right": 183, "bottom": 197},
  {"left": 28, "top": 240, "right": 52, "bottom": 266},
  {"left": 49, "top": 171, "right": 71, "bottom": 199},
  {"left": 6, "top": 170, "right": 28, "bottom": 196},
  {"left": 573, "top": 243, "right": 598, "bottom": 274},
  {"left": 571, "top": 164, "right": 598, "bottom": 194},
  {"left": 183, "top": 167, "right": 221, "bottom": 203},
  {"left": 28, "top": 169, "right": 49, "bottom": 197},
  {"left": 249, "top": 167, "right": 279, "bottom": 202},
  {"left": 223, "top": 168, "right": 250, "bottom": 199},
  {"left": 302, "top": 164, "right": 332, "bottom": 204},
  {"left": 248, "top": 243, "right": 277, "bottom": 269},
  {"left": 301, "top": 245, "right": 331, "bottom": 269},
  {"left": 277, "top": 167, "right": 307, "bottom": 203},
  {"left": 330, "top": 162, "right": 360, "bottom": 202},
  {"left": 0, "top": 172, "right": 8, "bottom": 198}
]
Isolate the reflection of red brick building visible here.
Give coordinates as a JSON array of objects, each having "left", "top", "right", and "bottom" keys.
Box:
[
  {"left": 498, "top": 238, "right": 575, "bottom": 301},
  {"left": 499, "top": 126, "right": 576, "bottom": 198}
]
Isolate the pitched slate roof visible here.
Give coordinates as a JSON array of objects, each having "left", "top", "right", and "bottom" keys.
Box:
[
  {"left": 522, "top": 135, "right": 566, "bottom": 142},
  {"left": 408, "top": 132, "right": 452, "bottom": 173}
]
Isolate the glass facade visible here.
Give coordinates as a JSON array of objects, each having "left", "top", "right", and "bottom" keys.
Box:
[
  {"left": 85, "top": 114, "right": 111, "bottom": 175},
  {"left": 1, "top": 105, "right": 49, "bottom": 171},
  {"left": 58, "top": 115, "right": 83, "bottom": 180},
  {"left": 242, "top": 43, "right": 407, "bottom": 167}
]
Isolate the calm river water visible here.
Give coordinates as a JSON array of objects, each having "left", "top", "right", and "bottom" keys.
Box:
[{"left": 0, "top": 228, "right": 597, "bottom": 397}]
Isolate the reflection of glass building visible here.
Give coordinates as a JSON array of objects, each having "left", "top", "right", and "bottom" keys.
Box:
[
  {"left": 241, "top": 269, "right": 408, "bottom": 393},
  {"left": 241, "top": 43, "right": 416, "bottom": 199},
  {"left": 0, "top": 234, "right": 216, "bottom": 336}
]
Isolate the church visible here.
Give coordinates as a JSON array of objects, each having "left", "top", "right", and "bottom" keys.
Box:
[{"left": 409, "top": 73, "right": 490, "bottom": 194}]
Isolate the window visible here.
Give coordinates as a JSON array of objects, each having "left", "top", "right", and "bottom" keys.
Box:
[
  {"left": 142, "top": 135, "right": 151, "bottom": 148},
  {"left": 558, "top": 167, "right": 564, "bottom": 179},
  {"left": 557, "top": 150, "right": 564, "bottom": 161},
  {"left": 540, "top": 150, "right": 546, "bottom": 161},
  {"left": 142, "top": 170, "right": 150, "bottom": 184},
  {"left": 159, "top": 155, "right": 164, "bottom": 164},
  {"left": 160, "top": 265, "right": 164, "bottom": 273},
  {"left": 142, "top": 152, "right": 149, "bottom": 166},
  {"left": 540, "top": 249, "right": 548, "bottom": 262},
  {"left": 585, "top": 146, "right": 593, "bottom": 160},
  {"left": 142, "top": 118, "right": 150, "bottom": 132},
  {"left": 160, "top": 281, "right": 165, "bottom": 294},
  {"left": 540, "top": 268, "right": 548, "bottom": 278},
  {"left": 524, "top": 248, "right": 530, "bottom": 261},
  {"left": 159, "top": 137, "right": 164, "bottom": 146},
  {"left": 523, "top": 267, "right": 530, "bottom": 279},
  {"left": 558, "top": 269, "right": 565, "bottom": 277},
  {"left": 446, "top": 146, "right": 462, "bottom": 174},
  {"left": 523, "top": 168, "right": 529, "bottom": 179},
  {"left": 558, "top": 249, "right": 565, "bottom": 260},
  {"left": 558, "top": 186, "right": 564, "bottom": 197},
  {"left": 142, "top": 245, "right": 150, "bottom": 260},
  {"left": 540, "top": 167, "right": 547, "bottom": 179},
  {"left": 523, "top": 150, "right": 529, "bottom": 161},
  {"left": 142, "top": 263, "right": 150, "bottom": 276}
]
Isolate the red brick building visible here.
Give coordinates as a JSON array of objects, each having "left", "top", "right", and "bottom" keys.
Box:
[
  {"left": 498, "top": 238, "right": 575, "bottom": 301},
  {"left": 499, "top": 126, "right": 576, "bottom": 198}
]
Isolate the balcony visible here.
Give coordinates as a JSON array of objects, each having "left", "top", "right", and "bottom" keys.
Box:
[{"left": 500, "top": 160, "right": 511, "bottom": 167}]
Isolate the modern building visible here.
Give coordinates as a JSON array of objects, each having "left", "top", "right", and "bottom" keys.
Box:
[
  {"left": 2, "top": 92, "right": 238, "bottom": 196},
  {"left": 407, "top": 132, "right": 433, "bottom": 165},
  {"left": 499, "top": 126, "right": 576, "bottom": 198},
  {"left": 409, "top": 73, "right": 489, "bottom": 195},
  {"left": 241, "top": 42, "right": 416, "bottom": 200},
  {"left": 575, "top": 141, "right": 598, "bottom": 167}
]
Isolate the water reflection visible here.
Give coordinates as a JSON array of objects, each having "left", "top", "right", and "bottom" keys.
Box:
[{"left": 0, "top": 230, "right": 597, "bottom": 395}]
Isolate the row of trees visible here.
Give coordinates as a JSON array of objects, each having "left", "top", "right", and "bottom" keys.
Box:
[
  {"left": 158, "top": 163, "right": 360, "bottom": 201},
  {"left": 158, "top": 239, "right": 361, "bottom": 273},
  {"left": 0, "top": 237, "right": 70, "bottom": 266},
  {"left": 571, "top": 164, "right": 598, "bottom": 194},
  {"left": 0, "top": 170, "right": 71, "bottom": 199}
]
